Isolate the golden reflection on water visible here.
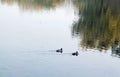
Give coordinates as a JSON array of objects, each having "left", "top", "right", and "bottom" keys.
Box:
[
  {"left": 0, "top": 0, "right": 65, "bottom": 11},
  {"left": 72, "top": 0, "right": 120, "bottom": 51}
]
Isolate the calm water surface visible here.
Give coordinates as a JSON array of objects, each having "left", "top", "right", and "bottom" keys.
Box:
[{"left": 0, "top": 0, "right": 120, "bottom": 77}]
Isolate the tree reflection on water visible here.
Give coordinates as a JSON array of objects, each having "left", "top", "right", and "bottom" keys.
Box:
[
  {"left": 0, "top": 0, "right": 65, "bottom": 11},
  {"left": 72, "top": 0, "right": 120, "bottom": 51}
]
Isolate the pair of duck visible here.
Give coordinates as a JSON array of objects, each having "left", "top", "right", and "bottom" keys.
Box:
[{"left": 56, "top": 48, "right": 79, "bottom": 56}]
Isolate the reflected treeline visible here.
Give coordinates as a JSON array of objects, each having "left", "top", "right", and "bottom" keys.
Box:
[
  {"left": 0, "top": 0, "right": 65, "bottom": 11},
  {"left": 72, "top": 0, "right": 120, "bottom": 50},
  {"left": 112, "top": 41, "right": 120, "bottom": 58}
]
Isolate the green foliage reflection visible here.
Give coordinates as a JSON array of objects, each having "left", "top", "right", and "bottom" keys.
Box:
[
  {"left": 0, "top": 0, "right": 65, "bottom": 11},
  {"left": 72, "top": 0, "right": 120, "bottom": 50}
]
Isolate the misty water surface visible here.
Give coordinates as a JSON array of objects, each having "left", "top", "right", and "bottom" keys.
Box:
[{"left": 0, "top": 0, "right": 120, "bottom": 77}]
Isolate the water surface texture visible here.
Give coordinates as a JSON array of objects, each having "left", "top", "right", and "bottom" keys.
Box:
[{"left": 0, "top": 0, "right": 120, "bottom": 77}]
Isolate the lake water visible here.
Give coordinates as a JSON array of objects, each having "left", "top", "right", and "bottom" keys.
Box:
[{"left": 0, "top": 0, "right": 120, "bottom": 77}]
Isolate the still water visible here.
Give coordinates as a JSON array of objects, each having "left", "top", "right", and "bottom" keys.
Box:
[{"left": 0, "top": 0, "right": 120, "bottom": 77}]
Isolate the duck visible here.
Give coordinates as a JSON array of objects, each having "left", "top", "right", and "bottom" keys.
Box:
[
  {"left": 72, "top": 51, "right": 79, "bottom": 56},
  {"left": 56, "top": 48, "right": 63, "bottom": 53}
]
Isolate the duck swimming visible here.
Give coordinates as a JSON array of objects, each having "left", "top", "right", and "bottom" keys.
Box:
[
  {"left": 72, "top": 51, "right": 79, "bottom": 56},
  {"left": 56, "top": 48, "right": 63, "bottom": 53}
]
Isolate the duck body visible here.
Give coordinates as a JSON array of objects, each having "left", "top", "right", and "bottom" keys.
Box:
[
  {"left": 72, "top": 51, "right": 79, "bottom": 56},
  {"left": 56, "top": 48, "right": 63, "bottom": 53}
]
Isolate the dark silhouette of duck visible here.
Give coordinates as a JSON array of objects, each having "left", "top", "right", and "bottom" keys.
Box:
[
  {"left": 56, "top": 48, "right": 63, "bottom": 53},
  {"left": 72, "top": 51, "right": 79, "bottom": 56}
]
